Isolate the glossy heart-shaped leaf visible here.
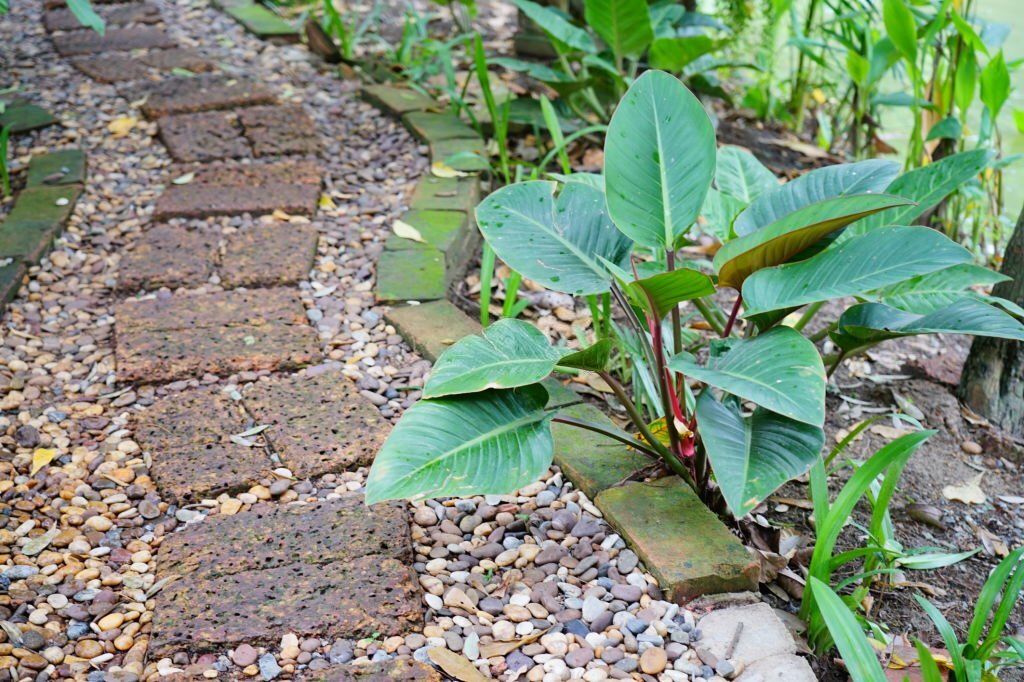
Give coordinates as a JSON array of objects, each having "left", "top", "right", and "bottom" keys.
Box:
[
  {"left": 365, "top": 384, "right": 554, "bottom": 504},
  {"left": 476, "top": 180, "right": 632, "bottom": 295},
  {"left": 423, "top": 319, "right": 565, "bottom": 398},
  {"left": 670, "top": 326, "right": 826, "bottom": 426},
  {"left": 741, "top": 226, "right": 971, "bottom": 316},
  {"left": 696, "top": 391, "right": 824, "bottom": 517},
  {"left": 605, "top": 70, "right": 716, "bottom": 248},
  {"left": 713, "top": 193, "right": 912, "bottom": 290},
  {"left": 830, "top": 298, "right": 1024, "bottom": 353},
  {"left": 734, "top": 159, "right": 899, "bottom": 236}
]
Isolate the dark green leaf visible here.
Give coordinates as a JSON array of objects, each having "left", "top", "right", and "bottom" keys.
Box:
[
  {"left": 511, "top": 0, "right": 597, "bottom": 53},
  {"left": 558, "top": 338, "right": 613, "bottom": 372}
]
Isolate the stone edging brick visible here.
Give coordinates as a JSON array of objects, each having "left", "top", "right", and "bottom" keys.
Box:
[{"left": 0, "top": 149, "right": 86, "bottom": 307}]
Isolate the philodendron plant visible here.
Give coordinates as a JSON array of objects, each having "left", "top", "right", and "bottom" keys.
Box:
[{"left": 366, "top": 70, "right": 1024, "bottom": 518}]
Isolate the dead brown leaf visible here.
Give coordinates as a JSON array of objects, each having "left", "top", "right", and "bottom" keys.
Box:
[
  {"left": 427, "top": 648, "right": 488, "bottom": 682},
  {"left": 477, "top": 628, "right": 548, "bottom": 658},
  {"left": 942, "top": 473, "right": 987, "bottom": 505}
]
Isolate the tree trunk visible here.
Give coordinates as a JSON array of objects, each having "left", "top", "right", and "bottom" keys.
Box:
[{"left": 958, "top": 205, "right": 1024, "bottom": 441}]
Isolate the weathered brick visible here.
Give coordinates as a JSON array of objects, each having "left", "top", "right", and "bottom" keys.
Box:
[
  {"left": 375, "top": 248, "right": 446, "bottom": 303},
  {"left": 402, "top": 111, "right": 478, "bottom": 142},
  {"left": 0, "top": 260, "right": 26, "bottom": 307},
  {"left": 220, "top": 222, "right": 317, "bottom": 288},
  {"left": 116, "top": 225, "right": 219, "bottom": 292},
  {"left": 52, "top": 27, "right": 176, "bottom": 56},
  {"left": 237, "top": 104, "right": 319, "bottom": 156},
  {"left": 133, "top": 385, "right": 247, "bottom": 450},
  {"left": 43, "top": 2, "right": 161, "bottom": 31},
  {"left": 0, "top": 185, "right": 82, "bottom": 262},
  {"left": 115, "top": 323, "right": 322, "bottom": 383},
  {"left": 176, "top": 159, "right": 322, "bottom": 186},
  {"left": 26, "top": 149, "right": 86, "bottom": 187},
  {"left": 361, "top": 84, "right": 438, "bottom": 115},
  {"left": 595, "top": 476, "right": 759, "bottom": 602},
  {"left": 304, "top": 660, "right": 442, "bottom": 681},
  {"left": 139, "top": 48, "right": 213, "bottom": 72},
  {"left": 224, "top": 3, "right": 297, "bottom": 41},
  {"left": 149, "top": 497, "right": 420, "bottom": 657},
  {"left": 115, "top": 288, "right": 307, "bottom": 332},
  {"left": 384, "top": 209, "right": 477, "bottom": 285},
  {"left": 409, "top": 175, "right": 480, "bottom": 212},
  {"left": 431, "top": 137, "right": 488, "bottom": 172},
  {"left": 243, "top": 370, "right": 390, "bottom": 477},
  {"left": 138, "top": 74, "right": 275, "bottom": 118},
  {"left": 158, "top": 110, "right": 251, "bottom": 163},
  {"left": 384, "top": 300, "right": 480, "bottom": 362},
  {"left": 70, "top": 54, "right": 150, "bottom": 82},
  {"left": 0, "top": 103, "right": 57, "bottom": 134}
]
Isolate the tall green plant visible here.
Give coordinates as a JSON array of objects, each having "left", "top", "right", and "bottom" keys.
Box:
[{"left": 366, "top": 72, "right": 1024, "bottom": 520}]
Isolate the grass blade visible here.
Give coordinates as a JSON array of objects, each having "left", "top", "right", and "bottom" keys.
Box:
[{"left": 809, "top": 578, "right": 887, "bottom": 682}]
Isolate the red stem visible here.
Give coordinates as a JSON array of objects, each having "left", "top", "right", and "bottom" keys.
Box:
[{"left": 722, "top": 295, "right": 743, "bottom": 337}]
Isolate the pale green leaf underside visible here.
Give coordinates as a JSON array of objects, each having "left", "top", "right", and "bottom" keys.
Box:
[
  {"left": 670, "top": 326, "right": 826, "bottom": 426},
  {"left": 696, "top": 391, "right": 824, "bottom": 517},
  {"left": 741, "top": 226, "right": 971, "bottom": 316},
  {"left": 605, "top": 70, "right": 716, "bottom": 248},
  {"left": 874, "top": 263, "right": 1021, "bottom": 315},
  {"left": 365, "top": 385, "right": 554, "bottom": 504},
  {"left": 715, "top": 145, "right": 779, "bottom": 205},
  {"left": 734, "top": 158, "right": 898, "bottom": 236},
  {"left": 476, "top": 180, "right": 632, "bottom": 295},
  {"left": 424, "top": 319, "right": 564, "bottom": 398}
]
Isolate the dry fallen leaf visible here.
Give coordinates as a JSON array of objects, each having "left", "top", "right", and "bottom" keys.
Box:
[
  {"left": 975, "top": 526, "right": 1009, "bottom": 557},
  {"left": 393, "top": 219, "right": 426, "bottom": 243},
  {"left": 477, "top": 628, "right": 547, "bottom": 658},
  {"left": 870, "top": 424, "right": 912, "bottom": 440},
  {"left": 427, "top": 647, "right": 488, "bottom": 682},
  {"left": 107, "top": 115, "right": 137, "bottom": 137},
  {"left": 431, "top": 160, "right": 468, "bottom": 178},
  {"left": 942, "top": 473, "right": 987, "bottom": 505},
  {"left": 31, "top": 448, "right": 59, "bottom": 475},
  {"left": 999, "top": 495, "right": 1024, "bottom": 504},
  {"left": 172, "top": 172, "right": 195, "bottom": 185},
  {"left": 318, "top": 193, "right": 336, "bottom": 210}
]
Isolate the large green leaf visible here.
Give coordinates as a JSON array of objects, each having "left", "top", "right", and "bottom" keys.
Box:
[
  {"left": 715, "top": 146, "right": 779, "bottom": 204},
  {"left": 68, "top": 0, "right": 106, "bottom": 33},
  {"left": 696, "top": 391, "right": 824, "bottom": 517},
  {"left": 670, "top": 327, "right": 826, "bottom": 425},
  {"left": 583, "top": 0, "right": 653, "bottom": 61},
  {"left": 844, "top": 149, "right": 993, "bottom": 238},
  {"left": 476, "top": 180, "right": 632, "bottom": 295},
  {"left": 627, "top": 268, "right": 716, "bottom": 320},
  {"left": 605, "top": 70, "right": 716, "bottom": 248},
  {"left": 733, "top": 159, "right": 899, "bottom": 236},
  {"left": 741, "top": 226, "right": 971, "bottom": 316},
  {"left": 830, "top": 298, "right": 1024, "bottom": 353},
  {"left": 511, "top": 0, "right": 597, "bottom": 53},
  {"left": 648, "top": 35, "right": 723, "bottom": 71},
  {"left": 875, "top": 263, "right": 1022, "bottom": 315},
  {"left": 700, "top": 187, "right": 745, "bottom": 242},
  {"left": 423, "top": 319, "right": 564, "bottom": 398},
  {"left": 883, "top": 0, "right": 918, "bottom": 64},
  {"left": 365, "top": 385, "right": 554, "bottom": 504},
  {"left": 713, "top": 193, "right": 912, "bottom": 290}
]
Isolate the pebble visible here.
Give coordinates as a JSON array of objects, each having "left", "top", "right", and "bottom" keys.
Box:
[{"left": 640, "top": 647, "right": 668, "bottom": 674}]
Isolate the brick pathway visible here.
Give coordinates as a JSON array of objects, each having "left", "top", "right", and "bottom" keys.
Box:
[{"left": 39, "top": 2, "right": 425, "bottom": 674}]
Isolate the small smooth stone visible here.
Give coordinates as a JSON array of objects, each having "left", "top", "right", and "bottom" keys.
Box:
[{"left": 640, "top": 647, "right": 668, "bottom": 674}]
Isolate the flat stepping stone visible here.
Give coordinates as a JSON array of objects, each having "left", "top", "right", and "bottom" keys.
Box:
[
  {"left": 70, "top": 54, "right": 151, "bottom": 82},
  {"left": 224, "top": 2, "right": 298, "bottom": 41},
  {"left": 0, "top": 102, "right": 58, "bottom": 134},
  {"left": 385, "top": 299, "right": 480, "bottom": 362},
  {"left": 154, "top": 159, "right": 321, "bottom": 220},
  {"left": 595, "top": 476, "right": 759, "bottom": 601},
  {"left": 51, "top": 26, "right": 176, "bottom": 56},
  {"left": 0, "top": 261, "right": 26, "bottom": 308},
  {"left": 220, "top": 222, "right": 318, "bottom": 288},
  {"left": 409, "top": 175, "right": 480, "bottom": 213},
  {"left": 431, "top": 137, "right": 489, "bottom": 172},
  {"left": 158, "top": 110, "right": 252, "bottom": 162},
  {"left": 361, "top": 84, "right": 438, "bottom": 115},
  {"left": 134, "top": 386, "right": 274, "bottom": 501},
  {"left": 237, "top": 104, "right": 320, "bottom": 156},
  {"left": 26, "top": 148, "right": 86, "bottom": 187},
  {"left": 0, "top": 185, "right": 82, "bottom": 263},
  {"left": 114, "top": 288, "right": 321, "bottom": 382},
  {"left": 139, "top": 47, "right": 213, "bottom": 72},
  {"left": 242, "top": 369, "right": 390, "bottom": 478},
  {"left": 116, "top": 224, "right": 219, "bottom": 292},
  {"left": 137, "top": 74, "right": 275, "bottom": 118},
  {"left": 44, "top": 0, "right": 122, "bottom": 8},
  {"left": 375, "top": 248, "right": 445, "bottom": 303},
  {"left": 43, "top": 2, "right": 161, "bottom": 31},
  {"left": 149, "top": 496, "right": 421, "bottom": 657},
  {"left": 305, "top": 660, "right": 441, "bottom": 681},
  {"left": 402, "top": 111, "right": 479, "bottom": 142}
]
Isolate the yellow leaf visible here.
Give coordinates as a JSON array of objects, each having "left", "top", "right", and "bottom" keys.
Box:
[
  {"left": 943, "top": 472, "right": 987, "bottom": 505},
  {"left": 31, "top": 448, "right": 59, "bottom": 476},
  {"left": 431, "top": 160, "right": 468, "bottom": 178},
  {"left": 426, "top": 648, "right": 488, "bottom": 682},
  {"left": 171, "top": 172, "right": 194, "bottom": 185},
  {"left": 318, "top": 193, "right": 336, "bottom": 210},
  {"left": 107, "top": 116, "right": 137, "bottom": 137},
  {"left": 271, "top": 209, "right": 293, "bottom": 221},
  {"left": 393, "top": 219, "right": 426, "bottom": 243},
  {"left": 812, "top": 88, "right": 826, "bottom": 105}
]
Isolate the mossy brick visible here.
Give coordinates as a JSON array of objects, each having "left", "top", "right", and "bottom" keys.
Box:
[
  {"left": 552, "top": 401, "right": 652, "bottom": 500},
  {"left": 410, "top": 175, "right": 480, "bottom": 212},
  {"left": 385, "top": 299, "right": 481, "bottom": 362},
  {"left": 225, "top": 3, "right": 298, "bottom": 40},
  {"left": 402, "top": 111, "right": 479, "bottom": 142},
  {"left": 26, "top": 149, "right": 87, "bottom": 187},
  {"left": 361, "top": 84, "right": 438, "bottom": 115},
  {"left": 0, "top": 103, "right": 57, "bottom": 134},
  {"left": 0, "top": 185, "right": 82, "bottom": 261},
  {"left": 384, "top": 209, "right": 475, "bottom": 280},
  {"left": 596, "top": 476, "right": 759, "bottom": 602},
  {"left": 0, "top": 260, "right": 26, "bottom": 307},
  {"left": 375, "top": 248, "right": 446, "bottom": 303},
  {"left": 431, "top": 137, "right": 489, "bottom": 172}
]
